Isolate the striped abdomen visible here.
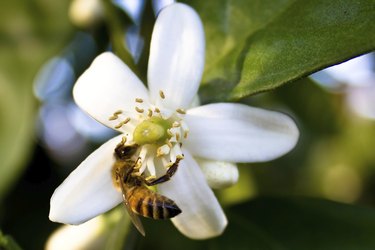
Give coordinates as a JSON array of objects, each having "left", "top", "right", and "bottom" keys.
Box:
[{"left": 126, "top": 185, "right": 182, "bottom": 219}]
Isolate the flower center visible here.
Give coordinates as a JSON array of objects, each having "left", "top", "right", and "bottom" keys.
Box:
[
  {"left": 133, "top": 117, "right": 171, "bottom": 145},
  {"left": 107, "top": 90, "right": 189, "bottom": 180}
]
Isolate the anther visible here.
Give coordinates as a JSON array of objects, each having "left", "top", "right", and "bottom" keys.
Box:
[
  {"left": 121, "top": 136, "right": 127, "bottom": 144},
  {"left": 135, "top": 98, "right": 143, "bottom": 103},
  {"left": 115, "top": 122, "right": 124, "bottom": 129},
  {"left": 148, "top": 109, "right": 153, "bottom": 117},
  {"left": 109, "top": 115, "right": 117, "bottom": 121},
  {"left": 176, "top": 108, "right": 186, "bottom": 114},
  {"left": 114, "top": 110, "right": 123, "bottom": 115},
  {"left": 157, "top": 144, "right": 170, "bottom": 157},
  {"left": 172, "top": 121, "right": 181, "bottom": 128},
  {"left": 184, "top": 131, "right": 189, "bottom": 139},
  {"left": 135, "top": 107, "right": 144, "bottom": 113},
  {"left": 176, "top": 133, "right": 180, "bottom": 141},
  {"left": 159, "top": 90, "right": 165, "bottom": 99},
  {"left": 154, "top": 107, "right": 160, "bottom": 113},
  {"left": 166, "top": 140, "right": 173, "bottom": 148},
  {"left": 122, "top": 117, "right": 131, "bottom": 124}
]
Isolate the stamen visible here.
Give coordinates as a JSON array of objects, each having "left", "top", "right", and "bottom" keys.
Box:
[
  {"left": 147, "top": 109, "right": 153, "bottom": 117},
  {"left": 135, "top": 107, "right": 144, "bottom": 113},
  {"left": 157, "top": 144, "right": 170, "bottom": 157},
  {"left": 147, "top": 157, "right": 156, "bottom": 176},
  {"left": 159, "top": 90, "right": 165, "bottom": 99},
  {"left": 170, "top": 144, "right": 183, "bottom": 163},
  {"left": 176, "top": 133, "right": 180, "bottom": 141},
  {"left": 138, "top": 146, "right": 148, "bottom": 161},
  {"left": 114, "top": 122, "right": 124, "bottom": 129},
  {"left": 139, "top": 158, "right": 147, "bottom": 174},
  {"left": 154, "top": 107, "right": 160, "bottom": 113},
  {"left": 135, "top": 98, "right": 143, "bottom": 103},
  {"left": 122, "top": 117, "right": 131, "bottom": 124},
  {"left": 167, "top": 129, "right": 173, "bottom": 137},
  {"left": 121, "top": 136, "right": 127, "bottom": 144},
  {"left": 176, "top": 108, "right": 186, "bottom": 115},
  {"left": 161, "top": 157, "right": 169, "bottom": 169},
  {"left": 109, "top": 110, "right": 123, "bottom": 121},
  {"left": 172, "top": 121, "right": 181, "bottom": 128},
  {"left": 184, "top": 131, "right": 189, "bottom": 139},
  {"left": 166, "top": 140, "right": 173, "bottom": 148}
]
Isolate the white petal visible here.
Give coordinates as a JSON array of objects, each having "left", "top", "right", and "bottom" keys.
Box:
[
  {"left": 46, "top": 216, "right": 105, "bottom": 250},
  {"left": 158, "top": 150, "right": 227, "bottom": 239},
  {"left": 73, "top": 52, "right": 149, "bottom": 129},
  {"left": 185, "top": 103, "right": 299, "bottom": 162},
  {"left": 196, "top": 158, "right": 239, "bottom": 189},
  {"left": 148, "top": 3, "right": 205, "bottom": 109},
  {"left": 49, "top": 135, "right": 123, "bottom": 224}
]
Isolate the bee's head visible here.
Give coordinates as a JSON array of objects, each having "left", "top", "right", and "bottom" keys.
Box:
[{"left": 115, "top": 143, "right": 138, "bottom": 160}]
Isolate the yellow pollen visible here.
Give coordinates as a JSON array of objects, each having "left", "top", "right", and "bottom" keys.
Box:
[
  {"left": 135, "top": 107, "right": 144, "bottom": 113},
  {"left": 135, "top": 98, "right": 143, "bottom": 103},
  {"left": 159, "top": 90, "right": 165, "bottom": 99}
]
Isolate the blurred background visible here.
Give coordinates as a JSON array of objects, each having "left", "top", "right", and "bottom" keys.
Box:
[{"left": 0, "top": 0, "right": 374, "bottom": 249}]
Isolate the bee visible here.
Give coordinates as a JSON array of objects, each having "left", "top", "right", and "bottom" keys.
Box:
[{"left": 112, "top": 142, "right": 182, "bottom": 236}]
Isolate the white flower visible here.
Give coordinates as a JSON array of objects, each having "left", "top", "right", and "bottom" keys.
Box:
[
  {"left": 46, "top": 216, "right": 106, "bottom": 250},
  {"left": 49, "top": 3, "right": 299, "bottom": 239}
]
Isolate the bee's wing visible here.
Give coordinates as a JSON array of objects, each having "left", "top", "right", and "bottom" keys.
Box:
[{"left": 119, "top": 180, "right": 146, "bottom": 237}]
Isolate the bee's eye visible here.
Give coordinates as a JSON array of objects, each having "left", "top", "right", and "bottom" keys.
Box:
[{"left": 115, "top": 144, "right": 137, "bottom": 159}]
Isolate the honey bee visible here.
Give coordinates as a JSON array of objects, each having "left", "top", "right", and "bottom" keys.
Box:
[{"left": 112, "top": 142, "right": 182, "bottom": 236}]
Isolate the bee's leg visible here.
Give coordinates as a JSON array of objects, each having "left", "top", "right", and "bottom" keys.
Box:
[{"left": 144, "top": 158, "right": 181, "bottom": 186}]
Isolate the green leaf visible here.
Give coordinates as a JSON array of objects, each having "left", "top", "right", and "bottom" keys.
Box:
[
  {"left": 189, "top": 0, "right": 375, "bottom": 100},
  {"left": 188, "top": 0, "right": 295, "bottom": 85},
  {"left": 223, "top": 197, "right": 375, "bottom": 249},
  {"left": 233, "top": 0, "right": 375, "bottom": 99},
  {"left": 0, "top": 76, "right": 35, "bottom": 201},
  {"left": 0, "top": 0, "right": 72, "bottom": 201},
  {"left": 135, "top": 197, "right": 375, "bottom": 249},
  {"left": 0, "top": 230, "right": 22, "bottom": 250}
]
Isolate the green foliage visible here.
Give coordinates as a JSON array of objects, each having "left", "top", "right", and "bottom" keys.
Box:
[
  {"left": 189, "top": 0, "right": 375, "bottom": 100},
  {"left": 0, "top": 0, "right": 72, "bottom": 201},
  {"left": 0, "top": 231, "right": 22, "bottom": 250},
  {"left": 138, "top": 197, "right": 375, "bottom": 250}
]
